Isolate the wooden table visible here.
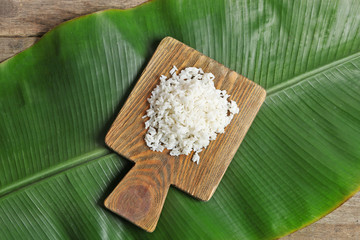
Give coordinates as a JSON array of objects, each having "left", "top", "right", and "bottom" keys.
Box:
[{"left": 0, "top": 0, "right": 359, "bottom": 238}]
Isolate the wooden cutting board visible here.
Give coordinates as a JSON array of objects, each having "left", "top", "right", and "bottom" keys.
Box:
[{"left": 104, "top": 37, "right": 266, "bottom": 232}]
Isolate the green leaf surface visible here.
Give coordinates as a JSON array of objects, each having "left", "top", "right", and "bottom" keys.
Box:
[{"left": 1, "top": 0, "right": 360, "bottom": 239}]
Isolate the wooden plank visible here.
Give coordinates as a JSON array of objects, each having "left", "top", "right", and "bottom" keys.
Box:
[
  {"left": 0, "top": 37, "right": 39, "bottom": 62},
  {"left": 285, "top": 224, "right": 360, "bottom": 240},
  {"left": 0, "top": 0, "right": 148, "bottom": 37},
  {"left": 284, "top": 192, "right": 360, "bottom": 239},
  {"left": 0, "top": 0, "right": 147, "bottom": 62},
  {"left": 317, "top": 192, "right": 360, "bottom": 225}
]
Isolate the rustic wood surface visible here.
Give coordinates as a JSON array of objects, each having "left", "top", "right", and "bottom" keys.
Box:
[
  {"left": 0, "top": 0, "right": 359, "bottom": 238},
  {"left": 104, "top": 37, "right": 266, "bottom": 232}
]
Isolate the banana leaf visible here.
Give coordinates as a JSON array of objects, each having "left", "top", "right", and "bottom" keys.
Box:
[{"left": 1, "top": 0, "right": 360, "bottom": 239}]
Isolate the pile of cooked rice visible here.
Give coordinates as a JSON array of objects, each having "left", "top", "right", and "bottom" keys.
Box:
[{"left": 143, "top": 66, "right": 239, "bottom": 164}]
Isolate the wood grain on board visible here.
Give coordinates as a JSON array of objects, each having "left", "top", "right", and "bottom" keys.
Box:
[
  {"left": 0, "top": 0, "right": 359, "bottom": 238},
  {"left": 104, "top": 37, "right": 266, "bottom": 231}
]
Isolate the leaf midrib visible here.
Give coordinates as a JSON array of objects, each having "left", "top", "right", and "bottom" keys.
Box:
[
  {"left": 266, "top": 51, "right": 360, "bottom": 96},
  {"left": 1, "top": 44, "right": 359, "bottom": 201},
  {"left": 0, "top": 148, "right": 111, "bottom": 199}
]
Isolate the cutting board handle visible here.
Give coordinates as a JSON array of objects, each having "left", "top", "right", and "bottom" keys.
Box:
[{"left": 104, "top": 162, "right": 170, "bottom": 232}]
